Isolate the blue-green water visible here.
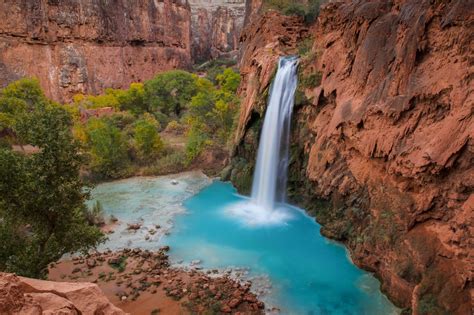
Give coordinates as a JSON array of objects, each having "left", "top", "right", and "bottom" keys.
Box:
[
  {"left": 90, "top": 174, "right": 397, "bottom": 314},
  {"left": 164, "top": 181, "right": 398, "bottom": 315}
]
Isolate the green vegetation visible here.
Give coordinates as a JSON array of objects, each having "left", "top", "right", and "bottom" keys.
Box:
[
  {"left": 263, "top": 0, "right": 324, "bottom": 23},
  {"left": 108, "top": 256, "right": 127, "bottom": 273},
  {"left": 144, "top": 70, "right": 198, "bottom": 117},
  {"left": 0, "top": 79, "right": 104, "bottom": 278},
  {"left": 85, "top": 118, "right": 130, "bottom": 178},
  {"left": 132, "top": 113, "right": 164, "bottom": 163},
  {"left": 0, "top": 65, "right": 240, "bottom": 275},
  {"left": 5, "top": 66, "right": 241, "bottom": 181}
]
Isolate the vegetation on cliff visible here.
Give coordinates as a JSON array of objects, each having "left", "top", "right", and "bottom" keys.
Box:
[
  {"left": 263, "top": 0, "right": 323, "bottom": 23},
  {"left": 0, "top": 79, "right": 104, "bottom": 278}
]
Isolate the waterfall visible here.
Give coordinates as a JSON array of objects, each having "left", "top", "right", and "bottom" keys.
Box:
[
  {"left": 251, "top": 56, "right": 299, "bottom": 211},
  {"left": 225, "top": 56, "right": 298, "bottom": 226}
]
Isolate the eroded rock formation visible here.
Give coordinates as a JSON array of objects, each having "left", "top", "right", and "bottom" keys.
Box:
[
  {"left": 0, "top": 0, "right": 245, "bottom": 102},
  {"left": 0, "top": 272, "right": 125, "bottom": 314},
  {"left": 229, "top": 1, "right": 473, "bottom": 314},
  {"left": 189, "top": 0, "right": 246, "bottom": 62}
]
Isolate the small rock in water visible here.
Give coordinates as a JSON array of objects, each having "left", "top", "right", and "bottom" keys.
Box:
[
  {"left": 171, "top": 180, "right": 179, "bottom": 185},
  {"left": 127, "top": 223, "right": 141, "bottom": 230},
  {"left": 191, "top": 260, "right": 201, "bottom": 266}
]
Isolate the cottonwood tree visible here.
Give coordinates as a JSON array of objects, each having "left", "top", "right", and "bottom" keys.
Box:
[{"left": 0, "top": 79, "right": 103, "bottom": 278}]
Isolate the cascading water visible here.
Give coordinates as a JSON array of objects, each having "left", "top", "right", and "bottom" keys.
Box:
[
  {"left": 227, "top": 56, "right": 299, "bottom": 225},
  {"left": 251, "top": 56, "right": 299, "bottom": 211}
]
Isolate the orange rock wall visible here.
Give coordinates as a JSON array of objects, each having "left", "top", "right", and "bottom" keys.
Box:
[
  {"left": 0, "top": 0, "right": 246, "bottom": 102},
  {"left": 231, "top": 0, "right": 473, "bottom": 313}
]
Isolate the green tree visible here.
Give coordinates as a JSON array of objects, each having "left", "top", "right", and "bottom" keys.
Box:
[
  {"left": 216, "top": 68, "right": 241, "bottom": 93},
  {"left": 133, "top": 113, "right": 163, "bottom": 162},
  {"left": 144, "top": 70, "right": 199, "bottom": 117},
  {"left": 85, "top": 118, "right": 130, "bottom": 178},
  {"left": 0, "top": 79, "right": 103, "bottom": 278},
  {"left": 107, "top": 83, "right": 146, "bottom": 115}
]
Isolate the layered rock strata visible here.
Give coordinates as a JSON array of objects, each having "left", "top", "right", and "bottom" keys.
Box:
[
  {"left": 189, "top": 0, "right": 246, "bottom": 62},
  {"left": 0, "top": 0, "right": 246, "bottom": 102},
  {"left": 229, "top": 1, "right": 473, "bottom": 313}
]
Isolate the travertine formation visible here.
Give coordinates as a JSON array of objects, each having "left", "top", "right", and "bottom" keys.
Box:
[
  {"left": 0, "top": 0, "right": 245, "bottom": 102},
  {"left": 230, "top": 0, "right": 473, "bottom": 314}
]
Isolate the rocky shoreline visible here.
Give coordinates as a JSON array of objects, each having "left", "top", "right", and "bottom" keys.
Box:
[{"left": 48, "top": 247, "right": 265, "bottom": 314}]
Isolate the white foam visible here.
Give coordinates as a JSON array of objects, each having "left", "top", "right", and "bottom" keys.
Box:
[{"left": 224, "top": 201, "right": 294, "bottom": 227}]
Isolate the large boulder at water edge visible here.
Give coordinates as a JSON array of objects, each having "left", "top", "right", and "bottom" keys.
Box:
[{"left": 0, "top": 272, "right": 126, "bottom": 315}]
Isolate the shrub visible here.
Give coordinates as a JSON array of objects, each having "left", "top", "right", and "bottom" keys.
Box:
[
  {"left": 263, "top": 0, "right": 324, "bottom": 23},
  {"left": 144, "top": 70, "right": 199, "bottom": 117},
  {"left": 132, "top": 114, "right": 164, "bottom": 163},
  {"left": 85, "top": 118, "right": 130, "bottom": 178},
  {"left": 165, "top": 120, "right": 185, "bottom": 134},
  {"left": 300, "top": 72, "right": 322, "bottom": 89},
  {"left": 143, "top": 150, "right": 187, "bottom": 175}
]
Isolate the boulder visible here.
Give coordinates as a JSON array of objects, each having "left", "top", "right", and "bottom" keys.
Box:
[{"left": 0, "top": 272, "right": 127, "bottom": 314}]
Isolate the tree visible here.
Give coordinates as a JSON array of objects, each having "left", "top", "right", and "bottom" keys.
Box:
[
  {"left": 133, "top": 113, "right": 163, "bottom": 162},
  {"left": 0, "top": 79, "right": 103, "bottom": 278},
  {"left": 216, "top": 68, "right": 241, "bottom": 93},
  {"left": 85, "top": 118, "right": 130, "bottom": 178},
  {"left": 144, "top": 70, "right": 199, "bottom": 117},
  {"left": 107, "top": 83, "right": 147, "bottom": 115}
]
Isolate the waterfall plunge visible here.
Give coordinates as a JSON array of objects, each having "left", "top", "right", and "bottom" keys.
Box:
[
  {"left": 226, "top": 56, "right": 299, "bottom": 226},
  {"left": 251, "top": 56, "right": 299, "bottom": 210}
]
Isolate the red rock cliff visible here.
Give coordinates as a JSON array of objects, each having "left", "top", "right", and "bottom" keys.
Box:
[
  {"left": 189, "top": 0, "right": 246, "bottom": 62},
  {"left": 0, "top": 0, "right": 246, "bottom": 102},
  {"left": 230, "top": 1, "right": 473, "bottom": 314}
]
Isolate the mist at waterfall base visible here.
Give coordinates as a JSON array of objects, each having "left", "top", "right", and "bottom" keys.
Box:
[{"left": 165, "top": 57, "right": 397, "bottom": 314}]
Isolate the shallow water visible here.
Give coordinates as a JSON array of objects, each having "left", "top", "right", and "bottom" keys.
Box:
[
  {"left": 91, "top": 175, "right": 398, "bottom": 314},
  {"left": 88, "top": 172, "right": 211, "bottom": 251}
]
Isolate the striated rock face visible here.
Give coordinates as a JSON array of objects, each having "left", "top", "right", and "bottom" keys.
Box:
[
  {"left": 230, "top": 0, "right": 473, "bottom": 314},
  {"left": 0, "top": 272, "right": 125, "bottom": 314},
  {"left": 0, "top": 0, "right": 192, "bottom": 102},
  {"left": 0, "top": 0, "right": 246, "bottom": 102},
  {"left": 189, "top": 0, "right": 246, "bottom": 62}
]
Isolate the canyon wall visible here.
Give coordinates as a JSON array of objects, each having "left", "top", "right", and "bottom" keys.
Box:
[
  {"left": 189, "top": 0, "right": 246, "bottom": 62},
  {"left": 229, "top": 0, "right": 473, "bottom": 314},
  {"left": 0, "top": 0, "right": 245, "bottom": 102}
]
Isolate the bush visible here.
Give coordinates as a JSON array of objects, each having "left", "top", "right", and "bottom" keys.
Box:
[
  {"left": 144, "top": 70, "right": 199, "bottom": 117},
  {"left": 132, "top": 114, "right": 163, "bottom": 163},
  {"left": 300, "top": 72, "right": 322, "bottom": 89},
  {"left": 143, "top": 150, "right": 187, "bottom": 175},
  {"left": 165, "top": 120, "right": 185, "bottom": 134},
  {"left": 263, "top": 0, "right": 323, "bottom": 23},
  {"left": 85, "top": 118, "right": 130, "bottom": 178}
]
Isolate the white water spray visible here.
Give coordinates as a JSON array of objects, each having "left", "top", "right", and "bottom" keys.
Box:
[{"left": 226, "top": 56, "right": 298, "bottom": 226}]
